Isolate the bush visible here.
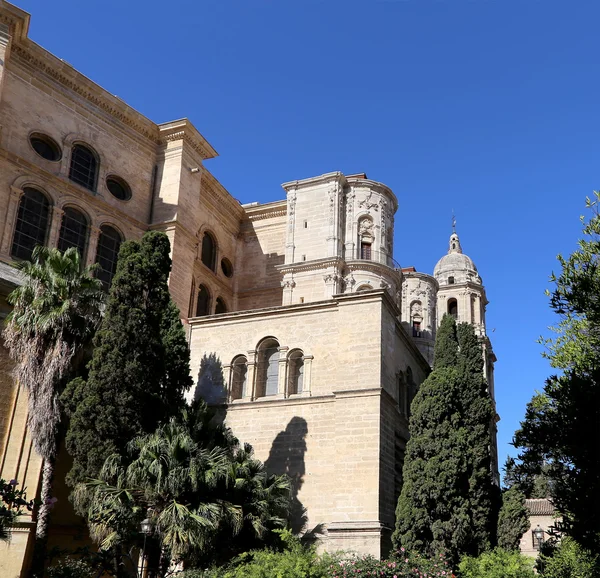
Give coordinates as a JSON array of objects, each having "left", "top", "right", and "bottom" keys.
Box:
[
  {"left": 538, "top": 537, "right": 599, "bottom": 578},
  {"left": 46, "top": 558, "right": 95, "bottom": 578},
  {"left": 327, "top": 549, "right": 455, "bottom": 578},
  {"left": 458, "top": 548, "right": 535, "bottom": 578},
  {"left": 180, "top": 529, "right": 335, "bottom": 578}
]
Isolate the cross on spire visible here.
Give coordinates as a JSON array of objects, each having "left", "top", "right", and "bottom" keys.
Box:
[{"left": 452, "top": 210, "right": 456, "bottom": 234}]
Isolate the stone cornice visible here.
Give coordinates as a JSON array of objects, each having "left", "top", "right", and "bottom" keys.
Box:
[
  {"left": 201, "top": 169, "right": 244, "bottom": 228},
  {"left": 346, "top": 176, "right": 398, "bottom": 212},
  {"left": 158, "top": 120, "right": 217, "bottom": 161},
  {"left": 281, "top": 171, "right": 344, "bottom": 192},
  {"left": 0, "top": 2, "right": 29, "bottom": 43},
  {"left": 345, "top": 258, "right": 403, "bottom": 280},
  {"left": 242, "top": 200, "right": 287, "bottom": 222},
  {"left": 404, "top": 270, "right": 439, "bottom": 289},
  {"left": 277, "top": 256, "right": 345, "bottom": 275}
]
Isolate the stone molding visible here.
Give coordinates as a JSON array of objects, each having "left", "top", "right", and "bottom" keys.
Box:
[
  {"left": 243, "top": 200, "right": 287, "bottom": 222},
  {"left": 158, "top": 120, "right": 217, "bottom": 160}
]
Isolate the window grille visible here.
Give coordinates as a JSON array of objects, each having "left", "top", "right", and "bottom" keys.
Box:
[
  {"left": 95, "top": 225, "right": 122, "bottom": 290},
  {"left": 11, "top": 188, "right": 51, "bottom": 260},
  {"left": 69, "top": 144, "right": 98, "bottom": 190},
  {"left": 58, "top": 207, "right": 88, "bottom": 259}
]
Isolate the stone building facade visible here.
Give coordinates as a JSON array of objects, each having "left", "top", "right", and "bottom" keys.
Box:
[{"left": 0, "top": 2, "right": 497, "bottom": 575}]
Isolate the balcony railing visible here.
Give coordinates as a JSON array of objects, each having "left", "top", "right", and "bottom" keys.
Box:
[{"left": 348, "top": 249, "right": 401, "bottom": 269}]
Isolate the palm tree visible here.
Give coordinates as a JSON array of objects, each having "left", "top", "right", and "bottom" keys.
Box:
[{"left": 3, "top": 246, "right": 104, "bottom": 577}]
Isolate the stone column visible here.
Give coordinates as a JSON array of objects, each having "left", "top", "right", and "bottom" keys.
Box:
[
  {"left": 222, "top": 364, "right": 232, "bottom": 402},
  {"left": 327, "top": 181, "right": 342, "bottom": 258},
  {"left": 0, "top": 186, "right": 23, "bottom": 256},
  {"left": 285, "top": 190, "right": 297, "bottom": 264},
  {"left": 302, "top": 355, "right": 313, "bottom": 395},
  {"left": 0, "top": 24, "right": 12, "bottom": 104},
  {"left": 47, "top": 206, "right": 64, "bottom": 249},
  {"left": 245, "top": 350, "right": 256, "bottom": 400},
  {"left": 277, "top": 346, "right": 289, "bottom": 397},
  {"left": 281, "top": 277, "right": 295, "bottom": 306},
  {"left": 86, "top": 225, "right": 101, "bottom": 266}
]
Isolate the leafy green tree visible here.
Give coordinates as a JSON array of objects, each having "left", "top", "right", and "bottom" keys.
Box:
[
  {"left": 64, "top": 232, "right": 192, "bottom": 509},
  {"left": 513, "top": 194, "right": 600, "bottom": 552},
  {"left": 3, "top": 246, "right": 104, "bottom": 577},
  {"left": 537, "top": 536, "right": 599, "bottom": 578},
  {"left": 458, "top": 548, "right": 535, "bottom": 578},
  {"left": 497, "top": 486, "right": 529, "bottom": 551},
  {"left": 82, "top": 401, "right": 290, "bottom": 575},
  {"left": 392, "top": 314, "right": 497, "bottom": 563}
]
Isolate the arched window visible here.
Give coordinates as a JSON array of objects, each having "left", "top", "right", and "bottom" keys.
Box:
[
  {"left": 95, "top": 225, "right": 122, "bottom": 290},
  {"left": 215, "top": 297, "right": 227, "bottom": 314},
  {"left": 410, "top": 300, "right": 423, "bottom": 337},
  {"left": 397, "top": 370, "right": 407, "bottom": 417},
  {"left": 57, "top": 207, "right": 88, "bottom": 259},
  {"left": 188, "top": 279, "right": 196, "bottom": 318},
  {"left": 448, "top": 276, "right": 455, "bottom": 285},
  {"left": 358, "top": 217, "right": 374, "bottom": 260},
  {"left": 196, "top": 284, "right": 211, "bottom": 316},
  {"left": 288, "top": 349, "right": 304, "bottom": 395},
  {"left": 256, "top": 338, "right": 280, "bottom": 397},
  {"left": 406, "top": 366, "right": 415, "bottom": 417},
  {"left": 230, "top": 355, "right": 248, "bottom": 401},
  {"left": 448, "top": 298, "right": 458, "bottom": 318},
  {"left": 69, "top": 144, "right": 98, "bottom": 191},
  {"left": 201, "top": 231, "right": 217, "bottom": 271},
  {"left": 11, "top": 187, "right": 51, "bottom": 260}
]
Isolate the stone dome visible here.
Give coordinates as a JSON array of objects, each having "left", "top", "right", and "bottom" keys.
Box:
[{"left": 433, "top": 232, "right": 480, "bottom": 285}]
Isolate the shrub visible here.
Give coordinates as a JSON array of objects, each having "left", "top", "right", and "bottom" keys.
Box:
[
  {"left": 538, "top": 537, "right": 599, "bottom": 578},
  {"left": 327, "top": 548, "right": 455, "bottom": 578},
  {"left": 46, "top": 558, "right": 95, "bottom": 578},
  {"left": 458, "top": 548, "right": 535, "bottom": 578}
]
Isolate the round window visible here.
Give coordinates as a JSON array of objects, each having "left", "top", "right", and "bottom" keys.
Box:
[
  {"left": 29, "top": 133, "right": 61, "bottom": 161},
  {"left": 221, "top": 258, "right": 233, "bottom": 277},
  {"left": 106, "top": 176, "right": 132, "bottom": 201}
]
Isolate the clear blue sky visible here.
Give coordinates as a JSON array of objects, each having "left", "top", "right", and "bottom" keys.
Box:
[{"left": 17, "top": 0, "right": 600, "bottom": 480}]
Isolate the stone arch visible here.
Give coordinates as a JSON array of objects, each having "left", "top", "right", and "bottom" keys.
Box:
[
  {"left": 287, "top": 348, "right": 305, "bottom": 395},
  {"left": 356, "top": 284, "right": 373, "bottom": 292},
  {"left": 230, "top": 354, "right": 248, "bottom": 400},
  {"left": 200, "top": 229, "right": 218, "bottom": 272},
  {"left": 357, "top": 215, "right": 374, "bottom": 260},
  {"left": 255, "top": 336, "right": 280, "bottom": 398}
]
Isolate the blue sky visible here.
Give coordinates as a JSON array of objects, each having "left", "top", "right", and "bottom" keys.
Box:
[{"left": 18, "top": 0, "right": 600, "bottom": 479}]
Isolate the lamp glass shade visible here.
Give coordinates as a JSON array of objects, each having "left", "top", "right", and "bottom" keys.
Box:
[{"left": 140, "top": 518, "right": 153, "bottom": 535}]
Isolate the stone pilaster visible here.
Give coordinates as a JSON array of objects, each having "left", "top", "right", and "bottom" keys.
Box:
[
  {"left": 0, "top": 186, "right": 23, "bottom": 257},
  {"left": 46, "top": 206, "right": 64, "bottom": 249},
  {"left": 245, "top": 350, "right": 256, "bottom": 400},
  {"left": 277, "top": 346, "right": 289, "bottom": 397},
  {"left": 86, "top": 225, "right": 101, "bottom": 266}
]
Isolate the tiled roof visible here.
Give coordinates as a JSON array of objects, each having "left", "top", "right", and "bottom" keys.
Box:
[{"left": 525, "top": 498, "right": 555, "bottom": 516}]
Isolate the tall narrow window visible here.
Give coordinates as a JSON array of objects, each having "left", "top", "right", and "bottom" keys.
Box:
[
  {"left": 288, "top": 349, "right": 304, "bottom": 395},
  {"left": 230, "top": 356, "right": 248, "bottom": 400},
  {"left": 448, "top": 298, "right": 458, "bottom": 318},
  {"left": 360, "top": 241, "right": 372, "bottom": 260},
  {"left": 11, "top": 188, "right": 51, "bottom": 260},
  {"left": 256, "top": 338, "right": 280, "bottom": 397},
  {"left": 188, "top": 279, "right": 196, "bottom": 318},
  {"left": 57, "top": 207, "right": 88, "bottom": 259},
  {"left": 95, "top": 225, "right": 122, "bottom": 290},
  {"left": 201, "top": 231, "right": 217, "bottom": 271},
  {"left": 196, "top": 284, "right": 211, "bottom": 316},
  {"left": 215, "top": 297, "right": 227, "bottom": 314},
  {"left": 69, "top": 144, "right": 98, "bottom": 191}
]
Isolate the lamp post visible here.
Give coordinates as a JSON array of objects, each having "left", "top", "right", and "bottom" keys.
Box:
[
  {"left": 139, "top": 517, "right": 154, "bottom": 578},
  {"left": 533, "top": 524, "right": 545, "bottom": 551}
]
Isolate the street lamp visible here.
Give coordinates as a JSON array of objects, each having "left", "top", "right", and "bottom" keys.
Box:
[
  {"left": 533, "top": 524, "right": 545, "bottom": 551},
  {"left": 139, "top": 517, "right": 154, "bottom": 578}
]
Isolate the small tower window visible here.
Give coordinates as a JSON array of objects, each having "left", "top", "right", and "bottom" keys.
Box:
[
  {"left": 448, "top": 298, "right": 458, "bottom": 318},
  {"left": 69, "top": 144, "right": 98, "bottom": 191},
  {"left": 412, "top": 320, "right": 421, "bottom": 337},
  {"left": 448, "top": 276, "right": 454, "bottom": 285},
  {"left": 201, "top": 231, "right": 217, "bottom": 272},
  {"left": 196, "top": 284, "right": 211, "bottom": 316}
]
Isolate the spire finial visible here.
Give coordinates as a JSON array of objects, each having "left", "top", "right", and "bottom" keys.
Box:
[{"left": 452, "top": 210, "right": 456, "bottom": 234}]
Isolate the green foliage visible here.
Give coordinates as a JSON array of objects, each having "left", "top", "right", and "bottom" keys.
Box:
[
  {"left": 538, "top": 537, "right": 599, "bottom": 578},
  {"left": 433, "top": 313, "right": 458, "bottom": 369},
  {"left": 83, "top": 400, "right": 291, "bottom": 571},
  {"left": 514, "top": 194, "right": 600, "bottom": 552},
  {"left": 393, "top": 316, "right": 497, "bottom": 563},
  {"left": 0, "top": 479, "right": 33, "bottom": 542},
  {"left": 46, "top": 558, "right": 95, "bottom": 578},
  {"left": 64, "top": 232, "right": 192, "bottom": 511},
  {"left": 497, "top": 486, "right": 529, "bottom": 551},
  {"left": 187, "top": 529, "right": 333, "bottom": 578},
  {"left": 458, "top": 548, "right": 535, "bottom": 578}
]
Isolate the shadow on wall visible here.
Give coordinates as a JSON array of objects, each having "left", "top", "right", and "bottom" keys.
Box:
[
  {"left": 265, "top": 416, "right": 308, "bottom": 534},
  {"left": 194, "top": 353, "right": 227, "bottom": 405}
]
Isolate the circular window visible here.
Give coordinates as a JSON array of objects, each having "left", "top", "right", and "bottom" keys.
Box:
[
  {"left": 221, "top": 258, "right": 233, "bottom": 277},
  {"left": 106, "top": 176, "right": 132, "bottom": 201},
  {"left": 29, "top": 133, "right": 61, "bottom": 161}
]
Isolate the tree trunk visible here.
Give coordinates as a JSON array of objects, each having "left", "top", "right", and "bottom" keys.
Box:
[{"left": 28, "top": 457, "right": 55, "bottom": 578}]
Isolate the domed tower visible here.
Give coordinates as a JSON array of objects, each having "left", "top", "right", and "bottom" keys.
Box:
[{"left": 434, "top": 228, "right": 499, "bottom": 483}]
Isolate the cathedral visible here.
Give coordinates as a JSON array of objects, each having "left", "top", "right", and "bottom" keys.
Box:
[{"left": 0, "top": 2, "right": 497, "bottom": 575}]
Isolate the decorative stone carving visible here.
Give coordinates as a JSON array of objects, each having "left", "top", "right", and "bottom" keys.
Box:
[
  {"left": 281, "top": 280, "right": 296, "bottom": 289},
  {"left": 410, "top": 300, "right": 423, "bottom": 319},
  {"left": 358, "top": 191, "right": 379, "bottom": 212},
  {"left": 359, "top": 218, "right": 374, "bottom": 238}
]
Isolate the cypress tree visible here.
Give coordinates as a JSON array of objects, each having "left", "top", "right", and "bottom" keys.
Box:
[
  {"left": 497, "top": 486, "right": 529, "bottom": 551},
  {"left": 392, "top": 314, "right": 498, "bottom": 563},
  {"left": 63, "top": 232, "right": 192, "bottom": 508}
]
